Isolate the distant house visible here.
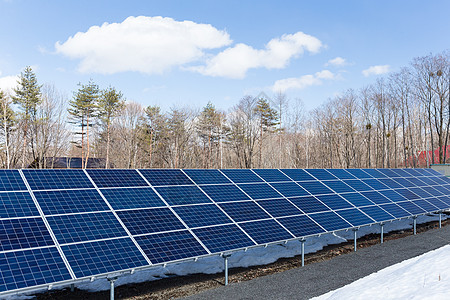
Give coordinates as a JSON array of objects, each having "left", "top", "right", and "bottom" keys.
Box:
[{"left": 28, "top": 157, "right": 111, "bottom": 169}]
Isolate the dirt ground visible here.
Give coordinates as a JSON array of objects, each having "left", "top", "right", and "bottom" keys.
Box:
[{"left": 34, "top": 217, "right": 448, "bottom": 300}]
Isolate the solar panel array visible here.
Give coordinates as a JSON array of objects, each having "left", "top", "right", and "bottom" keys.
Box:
[{"left": 1, "top": 168, "right": 450, "bottom": 295}]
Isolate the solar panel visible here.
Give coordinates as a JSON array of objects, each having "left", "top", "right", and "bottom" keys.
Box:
[{"left": 1, "top": 167, "right": 449, "bottom": 297}]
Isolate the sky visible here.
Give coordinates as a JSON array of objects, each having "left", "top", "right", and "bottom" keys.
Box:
[{"left": 0, "top": 0, "right": 449, "bottom": 112}]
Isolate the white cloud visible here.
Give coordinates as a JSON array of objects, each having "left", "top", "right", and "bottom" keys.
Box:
[
  {"left": 326, "top": 57, "right": 347, "bottom": 67},
  {"left": 0, "top": 75, "right": 18, "bottom": 94},
  {"left": 191, "top": 31, "right": 323, "bottom": 79},
  {"left": 272, "top": 70, "right": 336, "bottom": 92},
  {"left": 362, "top": 65, "right": 390, "bottom": 77},
  {"left": 55, "top": 16, "right": 232, "bottom": 74}
]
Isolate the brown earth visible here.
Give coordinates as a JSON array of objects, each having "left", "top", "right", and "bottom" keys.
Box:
[{"left": 35, "top": 217, "right": 448, "bottom": 300}]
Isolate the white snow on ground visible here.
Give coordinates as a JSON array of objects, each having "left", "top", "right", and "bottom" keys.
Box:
[
  {"left": 313, "top": 244, "right": 450, "bottom": 300},
  {"left": 6, "top": 214, "right": 446, "bottom": 299}
]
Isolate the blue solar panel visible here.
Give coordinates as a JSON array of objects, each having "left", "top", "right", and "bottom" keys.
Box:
[
  {"left": 378, "top": 178, "right": 403, "bottom": 189},
  {"left": 297, "top": 181, "right": 332, "bottom": 195},
  {"left": 402, "top": 169, "right": 422, "bottom": 176},
  {"left": 199, "top": 184, "right": 251, "bottom": 202},
  {"left": 395, "top": 189, "right": 420, "bottom": 200},
  {"left": 237, "top": 183, "right": 282, "bottom": 200},
  {"left": 47, "top": 212, "right": 127, "bottom": 244},
  {"left": 362, "top": 179, "right": 390, "bottom": 190},
  {"left": 421, "top": 186, "right": 444, "bottom": 196},
  {"left": 155, "top": 185, "right": 212, "bottom": 205},
  {"left": 305, "top": 169, "right": 336, "bottom": 180},
  {"left": 397, "top": 201, "right": 426, "bottom": 215},
  {"left": 339, "top": 193, "right": 373, "bottom": 207},
  {"left": 117, "top": 208, "right": 185, "bottom": 235},
  {"left": 0, "top": 192, "right": 39, "bottom": 218},
  {"left": 239, "top": 219, "right": 293, "bottom": 243},
  {"left": 220, "top": 169, "right": 263, "bottom": 183},
  {"left": 419, "top": 177, "right": 438, "bottom": 186},
  {"left": 326, "top": 169, "right": 356, "bottom": 179},
  {"left": 0, "top": 247, "right": 72, "bottom": 292},
  {"left": 0, "top": 218, "right": 54, "bottom": 251},
  {"left": 34, "top": 189, "right": 108, "bottom": 215},
  {"left": 23, "top": 169, "right": 93, "bottom": 190},
  {"left": 193, "top": 224, "right": 255, "bottom": 253},
  {"left": 270, "top": 182, "right": 309, "bottom": 197},
  {"left": 406, "top": 177, "right": 427, "bottom": 187},
  {"left": 426, "top": 197, "right": 449, "bottom": 209},
  {"left": 309, "top": 211, "right": 352, "bottom": 231},
  {"left": 288, "top": 196, "right": 331, "bottom": 213},
  {"left": 62, "top": 238, "right": 149, "bottom": 278},
  {"left": 183, "top": 169, "right": 230, "bottom": 185},
  {"left": 359, "top": 206, "right": 395, "bottom": 222},
  {"left": 412, "top": 199, "right": 439, "bottom": 212},
  {"left": 219, "top": 201, "right": 270, "bottom": 222},
  {"left": 438, "top": 196, "right": 450, "bottom": 205},
  {"left": 173, "top": 204, "right": 231, "bottom": 227},
  {"left": 277, "top": 215, "right": 325, "bottom": 237},
  {"left": 0, "top": 170, "right": 27, "bottom": 191},
  {"left": 429, "top": 176, "right": 449, "bottom": 185},
  {"left": 316, "top": 194, "right": 354, "bottom": 210},
  {"left": 378, "top": 169, "right": 400, "bottom": 177},
  {"left": 322, "top": 180, "right": 355, "bottom": 193},
  {"left": 101, "top": 187, "right": 165, "bottom": 210},
  {"left": 87, "top": 169, "right": 149, "bottom": 188},
  {"left": 140, "top": 169, "right": 193, "bottom": 186},
  {"left": 342, "top": 180, "right": 373, "bottom": 192},
  {"left": 392, "top": 178, "right": 415, "bottom": 188},
  {"left": 345, "top": 169, "right": 373, "bottom": 179},
  {"left": 392, "top": 169, "right": 412, "bottom": 177},
  {"left": 135, "top": 230, "right": 208, "bottom": 263},
  {"left": 280, "top": 169, "right": 315, "bottom": 181},
  {"left": 361, "top": 169, "right": 387, "bottom": 178},
  {"left": 433, "top": 185, "right": 450, "bottom": 194},
  {"left": 252, "top": 169, "right": 291, "bottom": 182},
  {"left": 379, "top": 203, "right": 411, "bottom": 218},
  {"left": 257, "top": 199, "right": 303, "bottom": 217},
  {"left": 360, "top": 191, "right": 392, "bottom": 204},
  {"left": 379, "top": 190, "right": 407, "bottom": 202},
  {"left": 335, "top": 208, "right": 374, "bottom": 226}
]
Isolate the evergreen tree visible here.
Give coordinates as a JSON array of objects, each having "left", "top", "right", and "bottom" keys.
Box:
[
  {"left": 68, "top": 80, "right": 99, "bottom": 168},
  {"left": 197, "top": 102, "right": 224, "bottom": 168},
  {"left": 0, "top": 90, "right": 15, "bottom": 168},
  {"left": 12, "top": 66, "right": 42, "bottom": 168},
  {"left": 254, "top": 97, "right": 279, "bottom": 167},
  {"left": 98, "top": 86, "right": 125, "bottom": 168},
  {"left": 142, "top": 105, "right": 168, "bottom": 167}
]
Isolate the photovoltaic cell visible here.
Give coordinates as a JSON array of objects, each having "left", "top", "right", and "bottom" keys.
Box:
[
  {"left": 47, "top": 212, "right": 127, "bottom": 244},
  {"left": 0, "top": 192, "right": 39, "bottom": 218},
  {"left": 173, "top": 204, "right": 231, "bottom": 227},
  {"left": 309, "top": 211, "right": 352, "bottom": 231},
  {"left": 183, "top": 169, "right": 230, "bottom": 185},
  {"left": 305, "top": 169, "right": 336, "bottom": 180},
  {"left": 335, "top": 208, "right": 374, "bottom": 226},
  {"left": 237, "top": 183, "right": 282, "bottom": 200},
  {"left": 360, "top": 191, "right": 392, "bottom": 205},
  {"left": 362, "top": 179, "right": 390, "bottom": 190},
  {"left": 297, "top": 181, "right": 332, "bottom": 195},
  {"left": 220, "top": 169, "right": 263, "bottom": 183},
  {"left": 219, "top": 201, "right": 270, "bottom": 222},
  {"left": 359, "top": 206, "right": 394, "bottom": 222},
  {"left": 392, "top": 178, "right": 415, "bottom": 188},
  {"left": 419, "top": 177, "right": 438, "bottom": 186},
  {"left": 342, "top": 180, "right": 373, "bottom": 192},
  {"left": 322, "top": 180, "right": 355, "bottom": 193},
  {"left": 135, "top": 230, "right": 208, "bottom": 264},
  {"left": 378, "top": 178, "right": 403, "bottom": 189},
  {"left": 155, "top": 185, "right": 212, "bottom": 205},
  {"left": 427, "top": 198, "right": 449, "bottom": 210},
  {"left": 193, "top": 224, "right": 255, "bottom": 253},
  {"left": 87, "top": 169, "right": 149, "bottom": 188},
  {"left": 239, "top": 219, "right": 293, "bottom": 243},
  {"left": 101, "top": 187, "right": 165, "bottom": 210},
  {"left": 407, "top": 177, "right": 427, "bottom": 187},
  {"left": 139, "top": 169, "right": 193, "bottom": 186},
  {"left": 379, "top": 203, "right": 411, "bottom": 218},
  {"left": 62, "top": 238, "right": 149, "bottom": 278},
  {"left": 378, "top": 169, "right": 400, "bottom": 177},
  {"left": 288, "top": 196, "right": 330, "bottom": 214},
  {"left": 0, "top": 247, "right": 72, "bottom": 292},
  {"left": 402, "top": 169, "right": 422, "bottom": 176},
  {"left": 396, "top": 201, "right": 426, "bottom": 215},
  {"left": 251, "top": 169, "right": 291, "bottom": 182},
  {"left": 316, "top": 194, "right": 354, "bottom": 210},
  {"left": 277, "top": 215, "right": 325, "bottom": 237},
  {"left": 421, "top": 186, "right": 444, "bottom": 196},
  {"left": 0, "top": 170, "right": 27, "bottom": 191},
  {"left": 280, "top": 169, "right": 315, "bottom": 181},
  {"left": 326, "top": 169, "right": 356, "bottom": 179},
  {"left": 117, "top": 208, "right": 185, "bottom": 235},
  {"left": 23, "top": 169, "right": 93, "bottom": 190},
  {"left": 395, "top": 189, "right": 420, "bottom": 200},
  {"left": 361, "top": 169, "right": 387, "bottom": 178},
  {"left": 345, "top": 169, "right": 373, "bottom": 179},
  {"left": 379, "top": 190, "right": 407, "bottom": 202},
  {"left": 257, "top": 199, "right": 303, "bottom": 217},
  {"left": 412, "top": 199, "right": 439, "bottom": 212},
  {"left": 199, "top": 184, "right": 251, "bottom": 202},
  {"left": 0, "top": 218, "right": 54, "bottom": 251},
  {"left": 270, "top": 182, "right": 309, "bottom": 197},
  {"left": 34, "top": 189, "right": 108, "bottom": 215},
  {"left": 391, "top": 169, "right": 412, "bottom": 177}
]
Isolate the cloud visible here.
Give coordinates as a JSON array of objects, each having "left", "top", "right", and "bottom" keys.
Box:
[
  {"left": 271, "top": 70, "right": 336, "bottom": 92},
  {"left": 0, "top": 75, "right": 18, "bottom": 94},
  {"left": 362, "top": 65, "right": 390, "bottom": 77},
  {"left": 191, "top": 31, "right": 323, "bottom": 79},
  {"left": 326, "top": 57, "right": 347, "bottom": 67},
  {"left": 55, "top": 16, "right": 232, "bottom": 74}
]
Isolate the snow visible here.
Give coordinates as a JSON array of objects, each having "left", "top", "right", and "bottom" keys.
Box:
[{"left": 5, "top": 214, "right": 446, "bottom": 299}]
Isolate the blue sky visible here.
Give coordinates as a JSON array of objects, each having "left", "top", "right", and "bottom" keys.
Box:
[{"left": 0, "top": 0, "right": 449, "bottom": 111}]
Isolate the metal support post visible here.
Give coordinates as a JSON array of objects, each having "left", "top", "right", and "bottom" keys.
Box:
[
  {"left": 439, "top": 212, "right": 442, "bottom": 228},
  {"left": 222, "top": 254, "right": 231, "bottom": 286},
  {"left": 108, "top": 277, "right": 118, "bottom": 300},
  {"left": 413, "top": 217, "right": 417, "bottom": 235},
  {"left": 353, "top": 228, "right": 358, "bottom": 252},
  {"left": 300, "top": 239, "right": 305, "bottom": 267},
  {"left": 380, "top": 223, "right": 384, "bottom": 244},
  {"left": 70, "top": 283, "right": 74, "bottom": 292}
]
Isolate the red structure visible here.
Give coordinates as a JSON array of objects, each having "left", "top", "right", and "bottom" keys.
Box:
[{"left": 407, "top": 146, "right": 450, "bottom": 167}]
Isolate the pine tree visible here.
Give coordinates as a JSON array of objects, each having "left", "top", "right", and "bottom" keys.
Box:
[
  {"left": 197, "top": 102, "right": 223, "bottom": 168},
  {"left": 12, "top": 66, "right": 42, "bottom": 168},
  {"left": 68, "top": 80, "right": 99, "bottom": 168},
  {"left": 0, "top": 90, "right": 15, "bottom": 168},
  {"left": 98, "top": 86, "right": 124, "bottom": 168},
  {"left": 254, "top": 97, "right": 279, "bottom": 167}
]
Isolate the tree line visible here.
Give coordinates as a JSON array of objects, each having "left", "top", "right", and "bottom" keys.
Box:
[{"left": 0, "top": 50, "right": 448, "bottom": 169}]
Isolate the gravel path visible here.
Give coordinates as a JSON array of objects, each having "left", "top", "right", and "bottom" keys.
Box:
[{"left": 182, "top": 225, "right": 450, "bottom": 300}]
